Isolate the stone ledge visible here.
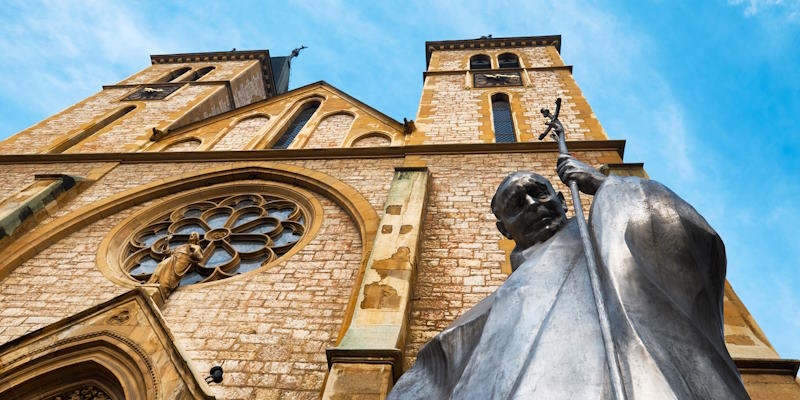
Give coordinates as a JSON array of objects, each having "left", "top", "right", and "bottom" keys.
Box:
[
  {"left": 0, "top": 140, "right": 626, "bottom": 164},
  {"left": 735, "top": 358, "right": 800, "bottom": 376},
  {"left": 423, "top": 65, "right": 574, "bottom": 80},
  {"left": 326, "top": 348, "right": 403, "bottom": 382}
]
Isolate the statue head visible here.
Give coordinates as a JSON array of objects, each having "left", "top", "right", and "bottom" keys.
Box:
[
  {"left": 188, "top": 232, "right": 200, "bottom": 244},
  {"left": 491, "top": 172, "right": 568, "bottom": 250}
]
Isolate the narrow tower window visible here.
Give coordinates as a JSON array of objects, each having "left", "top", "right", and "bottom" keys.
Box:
[
  {"left": 491, "top": 94, "right": 516, "bottom": 143},
  {"left": 50, "top": 105, "right": 136, "bottom": 153},
  {"left": 498, "top": 53, "right": 520, "bottom": 69},
  {"left": 470, "top": 54, "right": 491, "bottom": 70},
  {"left": 155, "top": 67, "right": 191, "bottom": 83},
  {"left": 184, "top": 66, "right": 215, "bottom": 82},
  {"left": 272, "top": 102, "right": 320, "bottom": 149}
]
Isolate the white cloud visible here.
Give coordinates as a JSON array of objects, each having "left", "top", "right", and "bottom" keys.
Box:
[
  {"left": 728, "top": 0, "right": 800, "bottom": 19},
  {"left": 0, "top": 1, "right": 182, "bottom": 124}
]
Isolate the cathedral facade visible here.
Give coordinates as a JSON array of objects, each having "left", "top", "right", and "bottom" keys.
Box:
[{"left": 0, "top": 35, "right": 795, "bottom": 399}]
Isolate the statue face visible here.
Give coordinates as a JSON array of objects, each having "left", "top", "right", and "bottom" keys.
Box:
[
  {"left": 492, "top": 172, "right": 567, "bottom": 249},
  {"left": 188, "top": 232, "right": 200, "bottom": 244}
]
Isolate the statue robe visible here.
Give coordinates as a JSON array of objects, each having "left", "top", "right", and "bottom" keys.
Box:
[{"left": 388, "top": 176, "right": 749, "bottom": 399}]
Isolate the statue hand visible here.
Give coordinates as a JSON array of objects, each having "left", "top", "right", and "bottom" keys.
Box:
[{"left": 557, "top": 154, "right": 606, "bottom": 195}]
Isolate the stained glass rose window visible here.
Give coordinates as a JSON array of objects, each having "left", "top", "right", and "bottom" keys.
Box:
[{"left": 122, "top": 192, "right": 310, "bottom": 286}]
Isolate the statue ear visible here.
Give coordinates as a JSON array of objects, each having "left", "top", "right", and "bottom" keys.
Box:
[
  {"left": 557, "top": 192, "right": 568, "bottom": 212},
  {"left": 496, "top": 220, "right": 511, "bottom": 239}
]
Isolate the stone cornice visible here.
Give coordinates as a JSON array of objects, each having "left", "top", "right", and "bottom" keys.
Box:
[
  {"left": 425, "top": 35, "right": 562, "bottom": 69},
  {"left": 734, "top": 358, "right": 800, "bottom": 376},
  {"left": 0, "top": 140, "right": 626, "bottom": 164},
  {"left": 423, "top": 65, "right": 574, "bottom": 81},
  {"left": 150, "top": 49, "right": 276, "bottom": 97}
]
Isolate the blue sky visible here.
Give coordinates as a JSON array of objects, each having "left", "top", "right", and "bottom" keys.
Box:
[{"left": 1, "top": 1, "right": 799, "bottom": 358}]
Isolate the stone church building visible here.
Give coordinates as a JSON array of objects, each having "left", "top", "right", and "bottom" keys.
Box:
[{"left": 0, "top": 35, "right": 796, "bottom": 399}]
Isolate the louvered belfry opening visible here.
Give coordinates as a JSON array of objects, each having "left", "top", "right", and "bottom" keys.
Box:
[
  {"left": 470, "top": 54, "right": 491, "bottom": 70},
  {"left": 498, "top": 53, "right": 520, "bottom": 69}
]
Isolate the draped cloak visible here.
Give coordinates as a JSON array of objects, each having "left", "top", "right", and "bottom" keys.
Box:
[{"left": 388, "top": 176, "right": 749, "bottom": 399}]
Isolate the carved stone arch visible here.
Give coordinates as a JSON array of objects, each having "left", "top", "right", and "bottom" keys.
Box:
[
  {"left": 208, "top": 112, "right": 271, "bottom": 150},
  {"left": 469, "top": 53, "right": 492, "bottom": 70},
  {"left": 346, "top": 131, "right": 394, "bottom": 148},
  {"left": 153, "top": 66, "right": 191, "bottom": 83},
  {"left": 497, "top": 51, "right": 523, "bottom": 68},
  {"left": 257, "top": 96, "right": 325, "bottom": 149},
  {"left": 155, "top": 137, "right": 203, "bottom": 152},
  {"left": 183, "top": 65, "right": 216, "bottom": 82},
  {"left": 0, "top": 331, "right": 157, "bottom": 399},
  {"left": 304, "top": 110, "right": 356, "bottom": 148}
]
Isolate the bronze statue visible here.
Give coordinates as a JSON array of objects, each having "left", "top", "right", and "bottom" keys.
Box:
[
  {"left": 388, "top": 100, "right": 750, "bottom": 399},
  {"left": 147, "top": 232, "right": 203, "bottom": 299}
]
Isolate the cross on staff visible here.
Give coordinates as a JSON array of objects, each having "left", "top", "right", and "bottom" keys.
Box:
[{"left": 540, "top": 98, "right": 628, "bottom": 400}]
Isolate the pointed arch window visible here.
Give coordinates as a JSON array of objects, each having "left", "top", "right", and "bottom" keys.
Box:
[
  {"left": 156, "top": 67, "right": 191, "bottom": 83},
  {"left": 498, "top": 53, "right": 520, "bottom": 69},
  {"left": 470, "top": 54, "right": 491, "bottom": 70},
  {"left": 491, "top": 93, "right": 516, "bottom": 143},
  {"left": 49, "top": 105, "right": 136, "bottom": 153},
  {"left": 272, "top": 102, "right": 320, "bottom": 149},
  {"left": 184, "top": 66, "right": 215, "bottom": 82}
]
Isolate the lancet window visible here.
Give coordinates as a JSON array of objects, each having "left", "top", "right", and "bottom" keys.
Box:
[
  {"left": 272, "top": 102, "right": 320, "bottom": 149},
  {"left": 491, "top": 93, "right": 516, "bottom": 143},
  {"left": 184, "top": 66, "right": 215, "bottom": 82},
  {"left": 156, "top": 67, "right": 191, "bottom": 83},
  {"left": 50, "top": 105, "right": 136, "bottom": 153}
]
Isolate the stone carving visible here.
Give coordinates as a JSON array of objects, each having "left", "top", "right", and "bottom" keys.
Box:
[
  {"left": 147, "top": 232, "right": 203, "bottom": 299},
  {"left": 106, "top": 309, "right": 130, "bottom": 325},
  {"left": 50, "top": 385, "right": 111, "bottom": 400},
  {"left": 389, "top": 162, "right": 749, "bottom": 397}
]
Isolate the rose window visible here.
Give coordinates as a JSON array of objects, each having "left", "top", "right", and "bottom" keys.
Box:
[{"left": 123, "top": 192, "right": 309, "bottom": 286}]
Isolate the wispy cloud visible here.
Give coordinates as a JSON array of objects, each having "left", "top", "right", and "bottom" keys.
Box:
[
  {"left": 728, "top": 0, "right": 800, "bottom": 20},
  {"left": 0, "top": 1, "right": 176, "bottom": 122}
]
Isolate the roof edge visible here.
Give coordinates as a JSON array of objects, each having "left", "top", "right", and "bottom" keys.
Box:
[
  {"left": 425, "top": 34, "right": 562, "bottom": 69},
  {"left": 158, "top": 80, "right": 403, "bottom": 139},
  {"left": 150, "top": 49, "right": 277, "bottom": 97}
]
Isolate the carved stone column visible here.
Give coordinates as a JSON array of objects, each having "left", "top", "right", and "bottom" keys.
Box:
[{"left": 322, "top": 166, "right": 429, "bottom": 399}]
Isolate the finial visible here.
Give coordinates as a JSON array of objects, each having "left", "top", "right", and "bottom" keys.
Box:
[{"left": 289, "top": 45, "right": 307, "bottom": 62}]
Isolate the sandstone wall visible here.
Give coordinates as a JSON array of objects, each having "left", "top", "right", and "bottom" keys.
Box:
[
  {"left": 304, "top": 113, "right": 355, "bottom": 148},
  {"left": 413, "top": 45, "right": 607, "bottom": 144},
  {"left": 119, "top": 60, "right": 262, "bottom": 85},
  {"left": 211, "top": 116, "right": 272, "bottom": 151}
]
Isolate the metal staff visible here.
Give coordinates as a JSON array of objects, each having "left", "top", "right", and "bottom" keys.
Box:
[{"left": 540, "top": 98, "right": 627, "bottom": 400}]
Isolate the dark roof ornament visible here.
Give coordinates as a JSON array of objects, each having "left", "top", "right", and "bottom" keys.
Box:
[
  {"left": 479, "top": 34, "right": 493, "bottom": 39},
  {"left": 288, "top": 45, "right": 307, "bottom": 65}
]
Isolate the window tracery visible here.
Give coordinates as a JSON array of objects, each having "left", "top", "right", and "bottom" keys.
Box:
[
  {"left": 49, "top": 385, "right": 111, "bottom": 400},
  {"left": 123, "top": 191, "right": 310, "bottom": 286}
]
